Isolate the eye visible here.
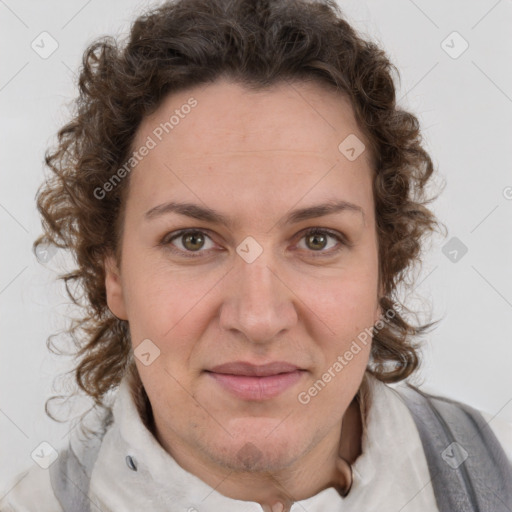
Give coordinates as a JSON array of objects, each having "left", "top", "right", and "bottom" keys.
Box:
[
  {"left": 162, "top": 229, "right": 217, "bottom": 257},
  {"left": 160, "top": 227, "right": 349, "bottom": 258},
  {"left": 295, "top": 228, "right": 348, "bottom": 256}
]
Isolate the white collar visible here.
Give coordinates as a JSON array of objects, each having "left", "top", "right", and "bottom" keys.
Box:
[{"left": 87, "top": 371, "right": 433, "bottom": 511}]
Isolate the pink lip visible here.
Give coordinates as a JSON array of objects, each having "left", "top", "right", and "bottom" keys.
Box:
[
  {"left": 209, "top": 361, "right": 301, "bottom": 376},
  {"left": 206, "top": 361, "right": 305, "bottom": 401}
]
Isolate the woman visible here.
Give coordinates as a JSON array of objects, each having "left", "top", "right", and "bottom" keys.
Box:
[{"left": 2, "top": 0, "right": 511, "bottom": 510}]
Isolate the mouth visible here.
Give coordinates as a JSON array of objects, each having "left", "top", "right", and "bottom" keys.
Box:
[{"left": 205, "top": 361, "right": 306, "bottom": 401}]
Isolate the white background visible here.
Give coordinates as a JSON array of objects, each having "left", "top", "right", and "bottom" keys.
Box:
[{"left": 1, "top": 0, "right": 511, "bottom": 488}]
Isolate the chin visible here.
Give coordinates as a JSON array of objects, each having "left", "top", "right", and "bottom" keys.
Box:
[
  {"left": 221, "top": 445, "right": 298, "bottom": 473},
  {"left": 207, "top": 427, "right": 306, "bottom": 473}
]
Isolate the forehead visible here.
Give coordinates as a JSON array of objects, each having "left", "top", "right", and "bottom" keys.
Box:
[
  {"left": 132, "top": 78, "right": 367, "bottom": 159},
  {"left": 126, "top": 78, "right": 374, "bottom": 223}
]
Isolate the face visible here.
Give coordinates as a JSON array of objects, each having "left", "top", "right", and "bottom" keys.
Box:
[{"left": 105, "top": 77, "right": 381, "bottom": 474}]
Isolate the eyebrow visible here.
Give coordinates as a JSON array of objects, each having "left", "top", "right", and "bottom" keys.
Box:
[{"left": 144, "top": 199, "right": 365, "bottom": 227}]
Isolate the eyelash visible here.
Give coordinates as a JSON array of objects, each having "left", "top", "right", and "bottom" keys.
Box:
[{"left": 159, "top": 227, "right": 350, "bottom": 259}]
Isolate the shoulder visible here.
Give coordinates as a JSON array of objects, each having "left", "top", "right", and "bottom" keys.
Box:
[
  {"left": 478, "top": 409, "right": 512, "bottom": 464},
  {"left": 0, "top": 405, "right": 113, "bottom": 512},
  {"left": 389, "top": 379, "right": 512, "bottom": 467},
  {"left": 0, "top": 464, "right": 63, "bottom": 512}
]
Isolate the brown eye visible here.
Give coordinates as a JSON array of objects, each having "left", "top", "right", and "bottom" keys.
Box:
[
  {"left": 162, "top": 229, "right": 216, "bottom": 257},
  {"left": 296, "top": 228, "right": 346, "bottom": 256},
  {"left": 305, "top": 231, "right": 328, "bottom": 251},
  {"left": 161, "top": 227, "right": 347, "bottom": 259},
  {"left": 181, "top": 231, "right": 205, "bottom": 251}
]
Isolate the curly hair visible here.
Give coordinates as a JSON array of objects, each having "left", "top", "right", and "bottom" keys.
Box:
[{"left": 33, "top": 0, "right": 443, "bottom": 423}]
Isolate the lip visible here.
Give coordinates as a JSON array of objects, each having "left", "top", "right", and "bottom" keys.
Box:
[
  {"left": 209, "top": 361, "right": 301, "bottom": 376},
  {"left": 206, "top": 361, "right": 306, "bottom": 401}
]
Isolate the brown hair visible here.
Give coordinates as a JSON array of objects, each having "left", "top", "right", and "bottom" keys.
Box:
[{"left": 34, "top": 0, "right": 443, "bottom": 422}]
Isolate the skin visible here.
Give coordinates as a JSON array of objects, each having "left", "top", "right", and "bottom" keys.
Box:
[{"left": 105, "top": 77, "right": 382, "bottom": 510}]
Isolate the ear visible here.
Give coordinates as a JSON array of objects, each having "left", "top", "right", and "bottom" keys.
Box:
[{"left": 104, "top": 253, "right": 128, "bottom": 320}]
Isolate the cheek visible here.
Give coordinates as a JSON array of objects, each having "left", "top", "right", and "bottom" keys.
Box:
[
  {"left": 296, "top": 262, "right": 379, "bottom": 344},
  {"left": 297, "top": 278, "right": 375, "bottom": 410},
  {"left": 121, "top": 247, "right": 202, "bottom": 328},
  {"left": 121, "top": 264, "right": 222, "bottom": 379},
  {"left": 308, "top": 278, "right": 378, "bottom": 322},
  {"left": 295, "top": 269, "right": 379, "bottom": 381}
]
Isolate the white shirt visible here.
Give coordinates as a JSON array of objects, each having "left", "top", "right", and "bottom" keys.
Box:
[{"left": 2, "top": 373, "right": 511, "bottom": 511}]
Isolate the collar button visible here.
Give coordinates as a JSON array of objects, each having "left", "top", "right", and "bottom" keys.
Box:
[{"left": 126, "top": 455, "right": 138, "bottom": 471}]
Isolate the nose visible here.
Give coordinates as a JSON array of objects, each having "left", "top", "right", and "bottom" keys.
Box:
[{"left": 218, "top": 252, "right": 298, "bottom": 346}]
